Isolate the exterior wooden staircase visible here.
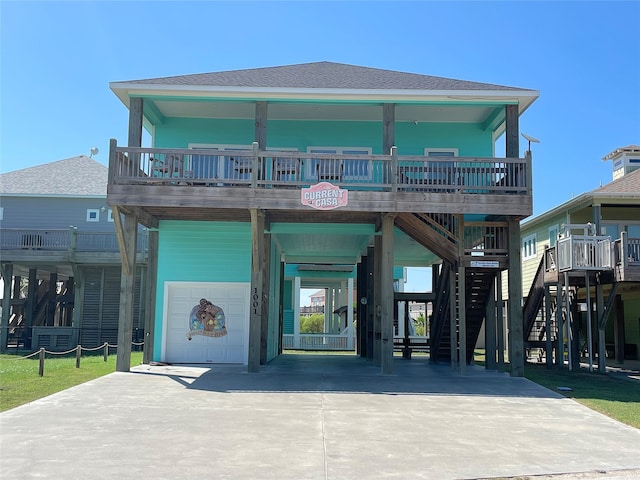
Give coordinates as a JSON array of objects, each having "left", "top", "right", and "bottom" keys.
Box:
[{"left": 430, "top": 265, "right": 496, "bottom": 364}]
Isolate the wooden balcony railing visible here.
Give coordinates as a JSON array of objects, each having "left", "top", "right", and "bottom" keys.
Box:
[
  {"left": 613, "top": 232, "right": 640, "bottom": 268},
  {"left": 0, "top": 228, "right": 149, "bottom": 254},
  {"left": 109, "top": 140, "right": 532, "bottom": 196},
  {"left": 463, "top": 222, "right": 509, "bottom": 256}
]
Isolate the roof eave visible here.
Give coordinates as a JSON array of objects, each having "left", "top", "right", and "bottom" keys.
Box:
[
  {"left": 110, "top": 82, "right": 539, "bottom": 111},
  {"left": 522, "top": 192, "right": 640, "bottom": 229}
]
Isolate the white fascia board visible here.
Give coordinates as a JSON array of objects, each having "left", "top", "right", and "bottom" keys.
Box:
[{"left": 110, "top": 82, "right": 539, "bottom": 108}]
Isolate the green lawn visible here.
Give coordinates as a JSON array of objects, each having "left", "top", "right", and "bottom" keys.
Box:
[
  {"left": 0, "top": 351, "right": 143, "bottom": 412},
  {"left": 523, "top": 363, "right": 640, "bottom": 429},
  {"left": 473, "top": 350, "right": 640, "bottom": 429}
]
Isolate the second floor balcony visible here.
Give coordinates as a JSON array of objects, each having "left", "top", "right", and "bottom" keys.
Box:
[
  {"left": 108, "top": 140, "right": 533, "bottom": 221},
  {"left": 0, "top": 228, "right": 149, "bottom": 265}
]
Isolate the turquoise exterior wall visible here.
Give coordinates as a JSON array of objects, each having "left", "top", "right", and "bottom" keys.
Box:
[
  {"left": 153, "top": 221, "right": 252, "bottom": 360},
  {"left": 154, "top": 118, "right": 494, "bottom": 156}
]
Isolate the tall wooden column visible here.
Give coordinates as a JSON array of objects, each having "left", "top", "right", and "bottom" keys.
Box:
[
  {"left": 143, "top": 230, "right": 158, "bottom": 364},
  {"left": 382, "top": 103, "right": 395, "bottom": 154},
  {"left": 0, "top": 263, "right": 12, "bottom": 352},
  {"left": 249, "top": 209, "right": 265, "bottom": 372},
  {"left": 592, "top": 205, "right": 607, "bottom": 372},
  {"left": 485, "top": 280, "right": 497, "bottom": 370},
  {"left": 614, "top": 295, "right": 625, "bottom": 364},
  {"left": 507, "top": 218, "right": 525, "bottom": 376},
  {"left": 381, "top": 214, "right": 395, "bottom": 375},
  {"left": 255, "top": 101, "right": 268, "bottom": 149},
  {"left": 505, "top": 104, "right": 519, "bottom": 159},
  {"left": 457, "top": 216, "right": 466, "bottom": 374},
  {"left": 356, "top": 257, "right": 367, "bottom": 356},
  {"left": 128, "top": 97, "right": 143, "bottom": 148},
  {"left": 365, "top": 246, "right": 375, "bottom": 360},
  {"left": 496, "top": 271, "right": 505, "bottom": 371},
  {"left": 115, "top": 210, "right": 138, "bottom": 372},
  {"left": 373, "top": 234, "right": 383, "bottom": 367},
  {"left": 458, "top": 266, "right": 467, "bottom": 375},
  {"left": 260, "top": 229, "right": 271, "bottom": 365},
  {"left": 47, "top": 273, "right": 57, "bottom": 326},
  {"left": 25, "top": 268, "right": 37, "bottom": 349}
]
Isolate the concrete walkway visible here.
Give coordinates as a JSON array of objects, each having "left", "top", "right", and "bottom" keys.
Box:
[{"left": 1, "top": 354, "right": 639, "bottom": 480}]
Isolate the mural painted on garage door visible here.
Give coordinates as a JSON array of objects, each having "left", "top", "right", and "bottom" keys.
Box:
[
  {"left": 187, "top": 298, "right": 227, "bottom": 339},
  {"left": 163, "top": 282, "right": 250, "bottom": 364}
]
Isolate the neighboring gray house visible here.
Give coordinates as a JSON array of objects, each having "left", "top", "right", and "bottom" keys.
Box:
[{"left": 0, "top": 156, "right": 147, "bottom": 351}]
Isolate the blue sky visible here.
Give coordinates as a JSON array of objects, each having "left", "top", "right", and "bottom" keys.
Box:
[{"left": 1, "top": 1, "right": 639, "bottom": 296}]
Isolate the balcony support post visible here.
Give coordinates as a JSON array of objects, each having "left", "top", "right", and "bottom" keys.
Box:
[
  {"left": 254, "top": 101, "right": 267, "bottom": 149},
  {"left": 592, "top": 205, "right": 606, "bottom": 372},
  {"left": 260, "top": 228, "right": 271, "bottom": 365},
  {"left": 0, "top": 263, "right": 12, "bottom": 352},
  {"left": 485, "top": 280, "right": 497, "bottom": 370},
  {"left": 382, "top": 103, "right": 395, "bottom": 154},
  {"left": 143, "top": 229, "right": 158, "bottom": 364},
  {"left": 505, "top": 104, "right": 519, "bottom": 159},
  {"left": 507, "top": 217, "right": 525, "bottom": 376},
  {"left": 496, "top": 270, "right": 505, "bottom": 371},
  {"left": 249, "top": 209, "right": 265, "bottom": 372},
  {"left": 252, "top": 142, "right": 259, "bottom": 189},
  {"left": 381, "top": 213, "right": 395, "bottom": 375},
  {"left": 365, "top": 246, "right": 375, "bottom": 360},
  {"left": 116, "top": 211, "right": 138, "bottom": 373},
  {"left": 128, "top": 97, "right": 143, "bottom": 148},
  {"left": 390, "top": 146, "right": 398, "bottom": 192}
]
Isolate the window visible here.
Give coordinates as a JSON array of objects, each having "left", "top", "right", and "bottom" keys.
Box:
[
  {"left": 86, "top": 209, "right": 100, "bottom": 222},
  {"left": 522, "top": 233, "right": 537, "bottom": 260},
  {"left": 307, "top": 146, "right": 372, "bottom": 181},
  {"left": 0, "top": 207, "right": 3, "bottom": 221},
  {"left": 108, "top": 209, "right": 114, "bottom": 223},
  {"left": 424, "top": 148, "right": 457, "bottom": 183},
  {"left": 188, "top": 144, "right": 252, "bottom": 181},
  {"left": 548, "top": 225, "right": 559, "bottom": 247}
]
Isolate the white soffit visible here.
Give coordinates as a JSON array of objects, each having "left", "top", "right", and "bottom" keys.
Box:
[{"left": 153, "top": 100, "right": 494, "bottom": 123}]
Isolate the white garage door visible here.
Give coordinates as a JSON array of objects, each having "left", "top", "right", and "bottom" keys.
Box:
[{"left": 162, "top": 282, "right": 250, "bottom": 364}]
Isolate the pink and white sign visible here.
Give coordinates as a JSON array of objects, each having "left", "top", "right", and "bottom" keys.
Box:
[{"left": 301, "top": 182, "right": 349, "bottom": 210}]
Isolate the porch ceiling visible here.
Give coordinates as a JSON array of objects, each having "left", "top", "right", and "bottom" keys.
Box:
[
  {"left": 147, "top": 99, "right": 498, "bottom": 124},
  {"left": 272, "top": 225, "right": 440, "bottom": 267}
]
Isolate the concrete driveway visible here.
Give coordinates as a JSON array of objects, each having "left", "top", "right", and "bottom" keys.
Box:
[{"left": 1, "top": 354, "right": 639, "bottom": 480}]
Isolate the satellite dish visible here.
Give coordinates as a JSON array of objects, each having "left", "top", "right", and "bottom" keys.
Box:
[
  {"left": 521, "top": 133, "right": 540, "bottom": 144},
  {"left": 90, "top": 146, "right": 99, "bottom": 158},
  {"left": 521, "top": 133, "right": 540, "bottom": 152}
]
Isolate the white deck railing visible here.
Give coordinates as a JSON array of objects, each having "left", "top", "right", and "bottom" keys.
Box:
[
  {"left": 283, "top": 334, "right": 355, "bottom": 351},
  {"left": 557, "top": 235, "right": 612, "bottom": 272}
]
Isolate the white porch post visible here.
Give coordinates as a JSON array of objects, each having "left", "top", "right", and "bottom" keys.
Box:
[
  {"left": 325, "top": 288, "right": 333, "bottom": 333},
  {"left": 347, "top": 277, "right": 354, "bottom": 350},
  {"left": 294, "top": 276, "right": 301, "bottom": 349}
]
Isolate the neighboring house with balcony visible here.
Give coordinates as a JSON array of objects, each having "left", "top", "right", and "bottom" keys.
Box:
[
  {"left": 0, "top": 156, "right": 148, "bottom": 352},
  {"left": 518, "top": 146, "right": 640, "bottom": 371},
  {"left": 107, "top": 61, "right": 538, "bottom": 375}
]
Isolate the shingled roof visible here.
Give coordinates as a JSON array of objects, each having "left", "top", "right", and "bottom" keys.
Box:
[
  {"left": 115, "top": 61, "right": 533, "bottom": 92},
  {"left": 593, "top": 167, "right": 640, "bottom": 194},
  {"left": 0, "top": 156, "right": 108, "bottom": 196}
]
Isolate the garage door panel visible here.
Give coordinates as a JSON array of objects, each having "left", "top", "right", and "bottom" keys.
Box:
[{"left": 163, "top": 282, "right": 250, "bottom": 364}]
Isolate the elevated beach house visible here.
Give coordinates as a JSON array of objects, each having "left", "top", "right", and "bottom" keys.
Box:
[{"left": 107, "top": 62, "right": 538, "bottom": 375}]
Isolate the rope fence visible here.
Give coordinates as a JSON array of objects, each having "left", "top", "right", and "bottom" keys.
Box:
[{"left": 1, "top": 341, "right": 145, "bottom": 376}]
